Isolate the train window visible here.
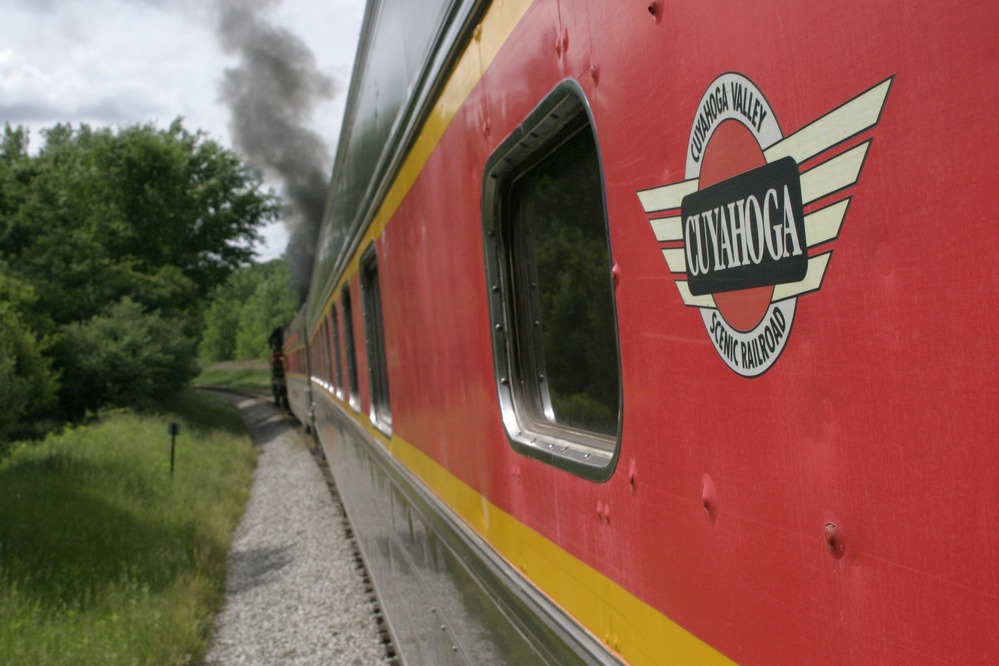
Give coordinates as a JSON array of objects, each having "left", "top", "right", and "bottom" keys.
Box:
[
  {"left": 361, "top": 247, "right": 392, "bottom": 433},
  {"left": 342, "top": 285, "right": 360, "bottom": 411},
  {"left": 318, "top": 320, "right": 329, "bottom": 387},
  {"left": 323, "top": 318, "right": 334, "bottom": 388},
  {"left": 323, "top": 319, "right": 336, "bottom": 393},
  {"left": 330, "top": 304, "right": 344, "bottom": 400},
  {"left": 482, "top": 80, "right": 621, "bottom": 480}
]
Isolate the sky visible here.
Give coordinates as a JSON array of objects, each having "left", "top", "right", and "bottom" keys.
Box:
[{"left": 0, "top": 0, "right": 366, "bottom": 262}]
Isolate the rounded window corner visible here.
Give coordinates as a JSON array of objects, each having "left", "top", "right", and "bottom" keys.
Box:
[{"left": 482, "top": 81, "right": 623, "bottom": 481}]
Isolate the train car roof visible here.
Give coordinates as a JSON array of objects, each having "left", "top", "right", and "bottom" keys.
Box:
[{"left": 305, "top": 0, "right": 488, "bottom": 326}]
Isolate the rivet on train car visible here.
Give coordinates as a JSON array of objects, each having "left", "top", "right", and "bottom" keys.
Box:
[
  {"left": 492, "top": 283, "right": 500, "bottom": 292},
  {"left": 700, "top": 473, "right": 718, "bottom": 526},
  {"left": 648, "top": 0, "right": 664, "bottom": 24},
  {"left": 611, "top": 263, "right": 621, "bottom": 288},
  {"left": 482, "top": 119, "right": 491, "bottom": 138},
  {"left": 824, "top": 520, "right": 845, "bottom": 559},
  {"left": 500, "top": 377, "right": 509, "bottom": 385},
  {"left": 494, "top": 323, "right": 503, "bottom": 331},
  {"left": 556, "top": 27, "right": 569, "bottom": 57},
  {"left": 590, "top": 63, "right": 600, "bottom": 86},
  {"left": 628, "top": 458, "right": 638, "bottom": 493},
  {"left": 473, "top": 24, "right": 483, "bottom": 42}
]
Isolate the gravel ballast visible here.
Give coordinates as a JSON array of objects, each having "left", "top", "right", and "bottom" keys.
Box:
[{"left": 206, "top": 394, "right": 392, "bottom": 666}]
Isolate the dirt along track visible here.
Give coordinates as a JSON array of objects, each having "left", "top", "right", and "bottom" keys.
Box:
[{"left": 203, "top": 391, "right": 396, "bottom": 665}]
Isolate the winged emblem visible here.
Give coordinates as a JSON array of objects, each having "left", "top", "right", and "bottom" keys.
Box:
[{"left": 636, "top": 75, "right": 893, "bottom": 375}]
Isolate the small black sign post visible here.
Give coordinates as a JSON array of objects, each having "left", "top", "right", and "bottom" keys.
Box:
[{"left": 168, "top": 423, "right": 180, "bottom": 478}]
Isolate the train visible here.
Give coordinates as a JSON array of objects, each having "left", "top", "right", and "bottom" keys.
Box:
[{"left": 274, "top": 1, "right": 999, "bottom": 663}]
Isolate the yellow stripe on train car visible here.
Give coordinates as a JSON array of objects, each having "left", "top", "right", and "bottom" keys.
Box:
[{"left": 323, "top": 1, "right": 733, "bottom": 661}]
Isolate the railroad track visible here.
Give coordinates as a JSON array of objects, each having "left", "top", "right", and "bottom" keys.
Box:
[{"left": 203, "top": 391, "right": 398, "bottom": 666}]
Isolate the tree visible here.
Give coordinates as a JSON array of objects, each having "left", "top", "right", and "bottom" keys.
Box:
[
  {"left": 234, "top": 261, "right": 298, "bottom": 361},
  {"left": 200, "top": 260, "right": 298, "bottom": 364},
  {"left": 0, "top": 271, "right": 59, "bottom": 444},
  {"left": 0, "top": 120, "right": 281, "bottom": 326},
  {"left": 55, "top": 298, "right": 200, "bottom": 419},
  {"left": 199, "top": 299, "right": 243, "bottom": 364},
  {"left": 0, "top": 120, "right": 282, "bottom": 428}
]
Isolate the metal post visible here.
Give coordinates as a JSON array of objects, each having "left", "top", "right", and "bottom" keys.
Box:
[{"left": 169, "top": 423, "right": 180, "bottom": 477}]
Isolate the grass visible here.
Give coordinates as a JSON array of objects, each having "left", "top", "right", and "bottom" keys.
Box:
[
  {"left": 0, "top": 390, "right": 256, "bottom": 665},
  {"left": 192, "top": 360, "right": 272, "bottom": 394}
]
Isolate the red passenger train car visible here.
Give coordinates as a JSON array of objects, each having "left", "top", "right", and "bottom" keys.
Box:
[{"left": 280, "top": 1, "right": 999, "bottom": 663}]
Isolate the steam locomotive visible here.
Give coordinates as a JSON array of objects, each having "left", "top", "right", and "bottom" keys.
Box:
[{"left": 276, "top": 1, "right": 999, "bottom": 663}]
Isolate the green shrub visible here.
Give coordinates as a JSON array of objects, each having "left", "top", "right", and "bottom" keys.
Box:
[
  {"left": 56, "top": 298, "right": 199, "bottom": 419},
  {"left": 0, "top": 273, "right": 59, "bottom": 446}
]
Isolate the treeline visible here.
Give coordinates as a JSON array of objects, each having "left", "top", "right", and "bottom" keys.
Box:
[
  {"left": 199, "top": 260, "right": 298, "bottom": 364},
  {"left": 0, "top": 120, "right": 296, "bottom": 444}
]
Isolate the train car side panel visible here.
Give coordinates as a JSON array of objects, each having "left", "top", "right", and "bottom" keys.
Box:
[{"left": 290, "top": 1, "right": 999, "bottom": 664}]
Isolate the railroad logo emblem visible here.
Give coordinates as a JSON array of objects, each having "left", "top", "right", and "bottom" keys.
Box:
[{"left": 638, "top": 73, "right": 892, "bottom": 376}]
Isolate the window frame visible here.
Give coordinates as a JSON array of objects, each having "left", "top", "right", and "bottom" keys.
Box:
[
  {"left": 319, "top": 318, "right": 331, "bottom": 389},
  {"left": 330, "top": 303, "right": 344, "bottom": 400},
  {"left": 481, "top": 79, "right": 622, "bottom": 481},
  {"left": 342, "top": 284, "right": 361, "bottom": 411},
  {"left": 361, "top": 245, "right": 392, "bottom": 434}
]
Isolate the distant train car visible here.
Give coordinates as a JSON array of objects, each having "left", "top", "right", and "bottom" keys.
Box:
[
  {"left": 283, "top": 1, "right": 999, "bottom": 663},
  {"left": 280, "top": 308, "right": 311, "bottom": 429},
  {"left": 267, "top": 326, "right": 289, "bottom": 409}
]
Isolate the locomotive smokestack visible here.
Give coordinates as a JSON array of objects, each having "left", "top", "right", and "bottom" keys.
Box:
[{"left": 213, "top": 0, "right": 334, "bottom": 301}]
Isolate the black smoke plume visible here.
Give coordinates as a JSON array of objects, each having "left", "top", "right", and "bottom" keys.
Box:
[{"left": 213, "top": 0, "right": 334, "bottom": 301}]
